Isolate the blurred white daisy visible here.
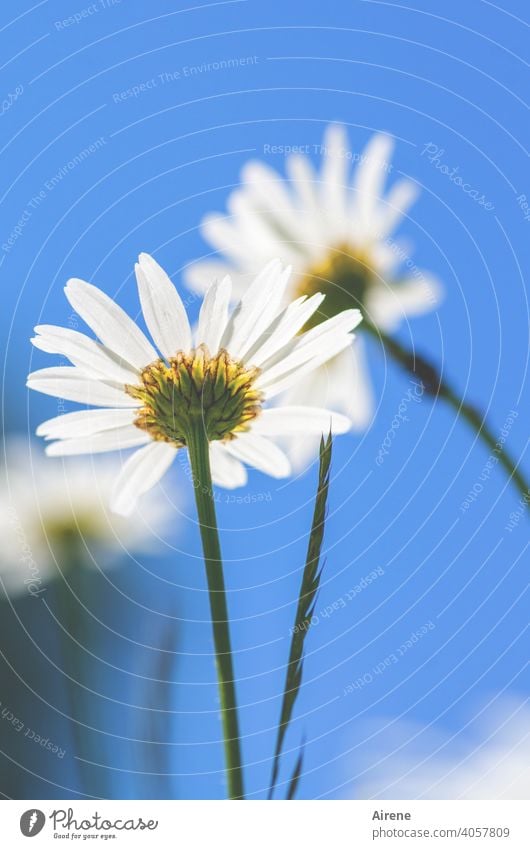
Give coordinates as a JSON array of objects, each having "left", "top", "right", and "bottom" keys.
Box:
[
  {"left": 186, "top": 124, "right": 442, "bottom": 449},
  {"left": 27, "top": 254, "right": 359, "bottom": 515},
  {"left": 0, "top": 438, "right": 171, "bottom": 598},
  {"left": 354, "top": 698, "right": 530, "bottom": 800}
]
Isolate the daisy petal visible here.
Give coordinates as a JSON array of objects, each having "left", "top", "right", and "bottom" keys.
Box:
[
  {"left": 27, "top": 367, "right": 137, "bottom": 407},
  {"left": 210, "top": 442, "right": 248, "bottom": 488},
  {"left": 65, "top": 277, "right": 157, "bottom": 369},
  {"left": 136, "top": 253, "right": 192, "bottom": 358},
  {"left": 367, "top": 274, "right": 442, "bottom": 332},
  {"left": 376, "top": 178, "right": 419, "bottom": 239},
  {"left": 257, "top": 309, "right": 361, "bottom": 386},
  {"left": 241, "top": 161, "right": 305, "bottom": 243},
  {"left": 225, "top": 433, "right": 291, "bottom": 478},
  {"left": 32, "top": 325, "right": 138, "bottom": 383},
  {"left": 321, "top": 124, "right": 349, "bottom": 230},
  {"left": 286, "top": 153, "right": 319, "bottom": 216},
  {"left": 260, "top": 333, "right": 355, "bottom": 399},
  {"left": 202, "top": 213, "right": 249, "bottom": 265},
  {"left": 327, "top": 342, "right": 374, "bottom": 429},
  {"left": 252, "top": 406, "right": 351, "bottom": 435},
  {"left": 354, "top": 133, "right": 394, "bottom": 236},
  {"left": 45, "top": 426, "right": 150, "bottom": 456},
  {"left": 111, "top": 442, "right": 176, "bottom": 516},
  {"left": 228, "top": 190, "right": 295, "bottom": 258},
  {"left": 196, "top": 275, "right": 232, "bottom": 354},
  {"left": 184, "top": 260, "right": 233, "bottom": 294},
  {"left": 36, "top": 408, "right": 135, "bottom": 440},
  {"left": 221, "top": 259, "right": 291, "bottom": 358},
  {"left": 35, "top": 409, "right": 136, "bottom": 439},
  {"left": 247, "top": 293, "right": 326, "bottom": 367}
]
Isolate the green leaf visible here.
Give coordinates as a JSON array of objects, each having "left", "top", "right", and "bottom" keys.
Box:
[{"left": 268, "top": 433, "right": 333, "bottom": 799}]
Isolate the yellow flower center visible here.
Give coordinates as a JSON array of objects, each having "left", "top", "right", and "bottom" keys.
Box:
[
  {"left": 297, "top": 242, "right": 377, "bottom": 329},
  {"left": 126, "top": 344, "right": 262, "bottom": 447}
]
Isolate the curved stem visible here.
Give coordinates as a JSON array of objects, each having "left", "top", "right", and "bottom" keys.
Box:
[
  {"left": 363, "top": 322, "right": 529, "bottom": 499},
  {"left": 186, "top": 425, "right": 245, "bottom": 800}
]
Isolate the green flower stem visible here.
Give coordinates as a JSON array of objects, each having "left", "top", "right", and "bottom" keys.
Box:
[
  {"left": 363, "top": 322, "right": 529, "bottom": 498},
  {"left": 186, "top": 424, "right": 245, "bottom": 800}
]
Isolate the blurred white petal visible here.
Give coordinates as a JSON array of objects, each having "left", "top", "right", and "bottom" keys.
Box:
[
  {"left": 225, "top": 433, "right": 291, "bottom": 478},
  {"left": 252, "top": 406, "right": 350, "bottom": 435},
  {"left": 111, "top": 442, "right": 176, "bottom": 516},
  {"left": 210, "top": 442, "right": 248, "bottom": 488},
  {"left": 367, "top": 274, "right": 443, "bottom": 332}
]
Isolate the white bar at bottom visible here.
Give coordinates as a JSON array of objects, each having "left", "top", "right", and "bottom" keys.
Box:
[{"left": 1, "top": 799, "right": 528, "bottom": 848}]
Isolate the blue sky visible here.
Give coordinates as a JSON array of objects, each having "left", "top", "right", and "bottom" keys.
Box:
[{"left": 0, "top": 0, "right": 528, "bottom": 799}]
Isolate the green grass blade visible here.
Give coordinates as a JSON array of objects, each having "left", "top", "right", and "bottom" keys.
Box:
[
  {"left": 286, "top": 738, "right": 305, "bottom": 800},
  {"left": 268, "top": 433, "right": 333, "bottom": 799}
]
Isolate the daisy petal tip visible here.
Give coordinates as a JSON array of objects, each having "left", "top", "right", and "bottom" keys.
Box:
[
  {"left": 219, "top": 274, "right": 233, "bottom": 296},
  {"left": 331, "top": 412, "right": 352, "bottom": 434},
  {"left": 64, "top": 276, "right": 85, "bottom": 292},
  {"left": 352, "top": 308, "right": 363, "bottom": 328},
  {"left": 109, "top": 493, "right": 135, "bottom": 518},
  {"left": 265, "top": 257, "right": 283, "bottom": 274},
  {"left": 282, "top": 263, "right": 293, "bottom": 281},
  {"left": 274, "top": 460, "right": 291, "bottom": 479},
  {"left": 109, "top": 480, "right": 137, "bottom": 517}
]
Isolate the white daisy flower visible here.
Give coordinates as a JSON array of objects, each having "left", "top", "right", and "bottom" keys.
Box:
[
  {"left": 185, "top": 124, "right": 442, "bottom": 447},
  {"left": 0, "top": 438, "right": 171, "bottom": 598},
  {"left": 27, "top": 254, "right": 360, "bottom": 516}
]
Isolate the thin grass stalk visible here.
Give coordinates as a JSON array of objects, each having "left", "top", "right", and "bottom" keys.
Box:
[{"left": 268, "top": 434, "right": 333, "bottom": 799}]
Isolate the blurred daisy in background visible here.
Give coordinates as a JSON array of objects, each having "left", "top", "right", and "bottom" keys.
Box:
[
  {"left": 27, "top": 254, "right": 359, "bottom": 515},
  {"left": 186, "top": 124, "right": 442, "bottom": 461},
  {"left": 0, "top": 438, "right": 172, "bottom": 598},
  {"left": 354, "top": 697, "right": 529, "bottom": 800}
]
